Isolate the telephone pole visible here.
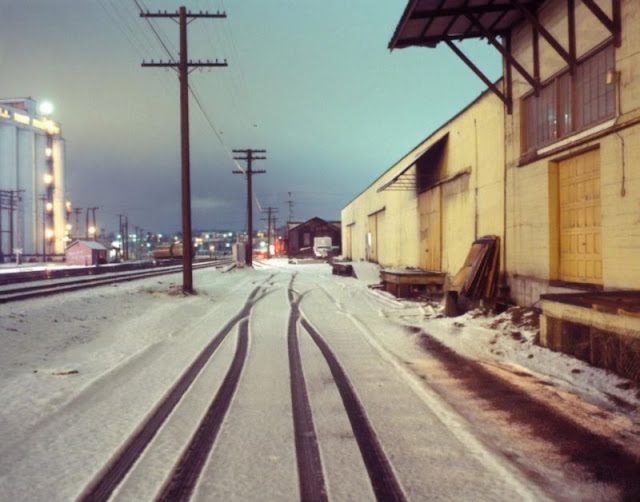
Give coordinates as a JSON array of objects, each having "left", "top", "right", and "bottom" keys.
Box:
[
  {"left": 261, "top": 206, "right": 278, "bottom": 259},
  {"left": 141, "top": 6, "right": 227, "bottom": 293},
  {"left": 72, "top": 208, "right": 82, "bottom": 240},
  {"left": 233, "top": 149, "right": 266, "bottom": 266}
]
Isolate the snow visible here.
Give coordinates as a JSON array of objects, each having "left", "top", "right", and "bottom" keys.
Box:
[{"left": 0, "top": 259, "right": 638, "bottom": 500}]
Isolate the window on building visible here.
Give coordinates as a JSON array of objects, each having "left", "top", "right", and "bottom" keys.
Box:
[
  {"left": 521, "top": 44, "right": 615, "bottom": 153},
  {"left": 303, "top": 232, "right": 311, "bottom": 247}
]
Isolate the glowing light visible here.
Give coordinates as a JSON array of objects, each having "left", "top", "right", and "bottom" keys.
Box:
[
  {"left": 43, "top": 173, "right": 53, "bottom": 185},
  {"left": 45, "top": 147, "right": 53, "bottom": 158},
  {"left": 13, "top": 113, "right": 30, "bottom": 125},
  {"left": 88, "top": 226, "right": 96, "bottom": 236},
  {"left": 45, "top": 202, "right": 53, "bottom": 212},
  {"left": 65, "top": 201, "right": 72, "bottom": 212},
  {"left": 66, "top": 224, "right": 72, "bottom": 231},
  {"left": 45, "top": 228, "right": 54, "bottom": 239},
  {"left": 39, "top": 101, "right": 54, "bottom": 116},
  {"left": 44, "top": 119, "right": 59, "bottom": 135}
]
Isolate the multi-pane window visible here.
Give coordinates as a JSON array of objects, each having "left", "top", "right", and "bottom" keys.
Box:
[{"left": 522, "top": 44, "right": 615, "bottom": 153}]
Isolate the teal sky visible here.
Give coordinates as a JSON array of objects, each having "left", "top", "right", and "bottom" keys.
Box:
[{"left": 0, "top": 0, "right": 501, "bottom": 235}]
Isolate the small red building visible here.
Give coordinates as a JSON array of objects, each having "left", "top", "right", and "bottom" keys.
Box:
[{"left": 65, "top": 240, "right": 108, "bottom": 266}]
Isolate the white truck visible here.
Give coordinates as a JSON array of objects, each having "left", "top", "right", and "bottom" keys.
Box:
[{"left": 313, "top": 236, "right": 333, "bottom": 258}]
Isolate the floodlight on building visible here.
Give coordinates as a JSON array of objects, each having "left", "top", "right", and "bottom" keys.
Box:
[
  {"left": 65, "top": 201, "right": 72, "bottom": 212},
  {"left": 45, "top": 228, "right": 54, "bottom": 239},
  {"left": 45, "top": 120, "right": 57, "bottom": 135},
  {"left": 66, "top": 223, "right": 72, "bottom": 231},
  {"left": 46, "top": 202, "right": 53, "bottom": 212},
  {"left": 39, "top": 101, "right": 54, "bottom": 116},
  {"left": 45, "top": 147, "right": 53, "bottom": 158},
  {"left": 43, "top": 173, "right": 53, "bottom": 185},
  {"left": 88, "top": 225, "right": 96, "bottom": 236}
]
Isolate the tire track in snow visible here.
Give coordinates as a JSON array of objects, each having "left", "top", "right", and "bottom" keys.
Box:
[{"left": 78, "top": 282, "right": 270, "bottom": 502}]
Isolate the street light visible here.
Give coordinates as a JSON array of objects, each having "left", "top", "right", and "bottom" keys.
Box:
[{"left": 39, "top": 101, "right": 54, "bottom": 116}]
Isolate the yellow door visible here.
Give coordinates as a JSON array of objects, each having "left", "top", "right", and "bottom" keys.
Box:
[
  {"left": 559, "top": 149, "right": 602, "bottom": 284},
  {"left": 418, "top": 186, "right": 441, "bottom": 271}
]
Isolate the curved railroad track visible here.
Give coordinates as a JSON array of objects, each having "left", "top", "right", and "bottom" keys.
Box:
[{"left": 77, "top": 272, "right": 411, "bottom": 501}]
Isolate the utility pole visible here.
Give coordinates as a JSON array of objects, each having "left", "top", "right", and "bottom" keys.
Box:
[
  {"left": 141, "top": 6, "right": 227, "bottom": 294},
  {"left": 233, "top": 149, "right": 266, "bottom": 266},
  {"left": 261, "top": 206, "right": 278, "bottom": 259},
  {"left": 73, "top": 208, "right": 82, "bottom": 240},
  {"left": 118, "top": 214, "right": 128, "bottom": 261},
  {"left": 38, "top": 194, "right": 47, "bottom": 261},
  {"left": 90, "top": 207, "right": 98, "bottom": 240}
]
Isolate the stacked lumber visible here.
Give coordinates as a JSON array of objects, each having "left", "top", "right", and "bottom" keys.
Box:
[{"left": 450, "top": 235, "right": 500, "bottom": 299}]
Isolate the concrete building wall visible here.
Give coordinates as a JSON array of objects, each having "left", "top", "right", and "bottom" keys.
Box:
[
  {"left": 505, "top": 0, "right": 640, "bottom": 305},
  {"left": 342, "top": 89, "right": 505, "bottom": 278}
]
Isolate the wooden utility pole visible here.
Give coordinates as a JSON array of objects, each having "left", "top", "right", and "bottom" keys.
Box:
[
  {"left": 141, "top": 6, "right": 227, "bottom": 293},
  {"left": 261, "top": 206, "right": 278, "bottom": 259},
  {"left": 233, "top": 149, "right": 266, "bottom": 267}
]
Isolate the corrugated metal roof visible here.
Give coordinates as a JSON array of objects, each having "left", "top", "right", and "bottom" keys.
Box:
[{"left": 389, "top": 0, "right": 544, "bottom": 50}]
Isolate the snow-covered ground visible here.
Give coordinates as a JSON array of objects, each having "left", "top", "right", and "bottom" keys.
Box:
[{"left": 0, "top": 259, "right": 638, "bottom": 501}]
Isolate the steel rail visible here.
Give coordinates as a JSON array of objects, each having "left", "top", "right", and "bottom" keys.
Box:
[
  {"left": 77, "top": 282, "right": 267, "bottom": 502},
  {"left": 0, "top": 260, "right": 232, "bottom": 303},
  {"left": 287, "top": 275, "right": 329, "bottom": 502}
]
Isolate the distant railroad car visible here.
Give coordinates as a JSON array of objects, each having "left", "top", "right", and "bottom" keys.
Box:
[{"left": 152, "top": 242, "right": 184, "bottom": 261}]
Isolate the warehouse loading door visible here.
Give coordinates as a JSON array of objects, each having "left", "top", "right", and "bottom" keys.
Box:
[
  {"left": 558, "top": 149, "right": 602, "bottom": 284},
  {"left": 419, "top": 185, "right": 441, "bottom": 271}
]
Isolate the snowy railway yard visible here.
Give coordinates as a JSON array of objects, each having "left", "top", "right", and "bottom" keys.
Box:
[{"left": 1, "top": 260, "right": 639, "bottom": 501}]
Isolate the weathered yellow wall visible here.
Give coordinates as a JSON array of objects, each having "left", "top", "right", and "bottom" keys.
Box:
[
  {"left": 506, "top": 0, "right": 640, "bottom": 305},
  {"left": 342, "top": 89, "right": 505, "bottom": 278}
]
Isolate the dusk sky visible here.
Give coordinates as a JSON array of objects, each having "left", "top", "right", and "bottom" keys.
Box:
[{"left": 0, "top": 0, "right": 501, "bottom": 236}]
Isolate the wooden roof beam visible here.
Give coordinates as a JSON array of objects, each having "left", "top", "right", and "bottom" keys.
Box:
[
  {"left": 581, "top": 0, "right": 621, "bottom": 47},
  {"left": 465, "top": 13, "right": 540, "bottom": 94},
  {"left": 445, "top": 39, "right": 511, "bottom": 110},
  {"left": 512, "top": 0, "right": 576, "bottom": 72}
]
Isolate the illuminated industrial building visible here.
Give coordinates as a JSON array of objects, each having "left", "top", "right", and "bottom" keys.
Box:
[{"left": 0, "top": 98, "right": 68, "bottom": 260}]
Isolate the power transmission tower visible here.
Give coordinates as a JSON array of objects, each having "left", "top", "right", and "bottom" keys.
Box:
[
  {"left": 141, "top": 6, "right": 227, "bottom": 293},
  {"left": 261, "top": 206, "right": 278, "bottom": 259},
  {"left": 286, "top": 191, "right": 295, "bottom": 223},
  {"left": 233, "top": 149, "right": 266, "bottom": 266}
]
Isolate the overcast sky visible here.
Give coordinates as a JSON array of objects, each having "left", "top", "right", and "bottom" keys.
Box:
[{"left": 0, "top": 0, "right": 500, "bottom": 235}]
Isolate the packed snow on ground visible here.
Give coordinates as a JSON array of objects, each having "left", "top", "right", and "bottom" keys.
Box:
[{"left": 0, "top": 258, "right": 639, "bottom": 500}]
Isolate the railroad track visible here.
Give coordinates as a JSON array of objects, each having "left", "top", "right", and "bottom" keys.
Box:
[
  {"left": 77, "top": 272, "right": 407, "bottom": 501},
  {"left": 0, "top": 259, "right": 233, "bottom": 303}
]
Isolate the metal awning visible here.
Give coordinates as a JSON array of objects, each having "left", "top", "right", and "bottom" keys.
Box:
[
  {"left": 389, "top": 0, "right": 621, "bottom": 114},
  {"left": 377, "top": 133, "right": 448, "bottom": 192}
]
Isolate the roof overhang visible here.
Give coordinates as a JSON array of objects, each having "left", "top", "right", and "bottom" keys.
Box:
[
  {"left": 389, "top": 0, "right": 621, "bottom": 115},
  {"left": 377, "top": 133, "right": 448, "bottom": 192},
  {"left": 389, "top": 0, "right": 541, "bottom": 50}
]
